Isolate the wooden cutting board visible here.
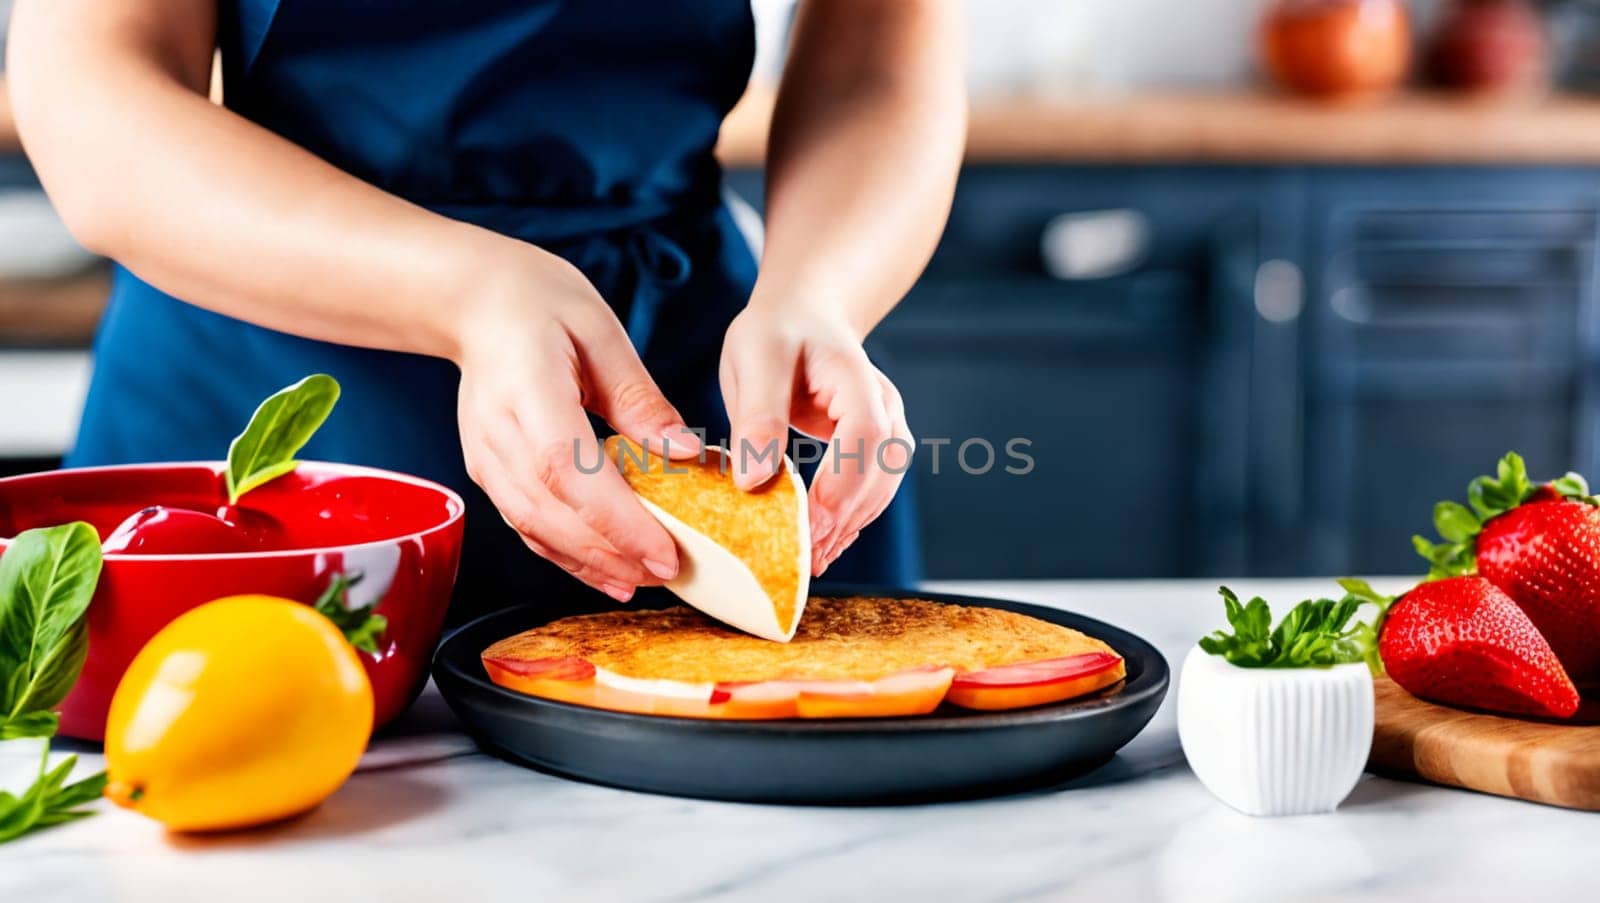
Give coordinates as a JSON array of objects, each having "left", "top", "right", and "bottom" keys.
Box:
[{"left": 1369, "top": 677, "right": 1600, "bottom": 810}]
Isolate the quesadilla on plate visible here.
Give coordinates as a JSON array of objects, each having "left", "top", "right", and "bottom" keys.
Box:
[{"left": 482, "top": 596, "right": 1126, "bottom": 719}]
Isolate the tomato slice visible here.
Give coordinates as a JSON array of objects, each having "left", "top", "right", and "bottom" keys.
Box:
[
  {"left": 484, "top": 656, "right": 596, "bottom": 682},
  {"left": 708, "top": 681, "right": 801, "bottom": 719},
  {"left": 946, "top": 653, "right": 1125, "bottom": 710},
  {"left": 482, "top": 658, "right": 605, "bottom": 710},
  {"left": 950, "top": 652, "right": 1122, "bottom": 689}
]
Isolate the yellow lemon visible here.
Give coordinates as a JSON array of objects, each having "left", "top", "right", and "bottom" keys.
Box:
[{"left": 104, "top": 595, "right": 374, "bottom": 831}]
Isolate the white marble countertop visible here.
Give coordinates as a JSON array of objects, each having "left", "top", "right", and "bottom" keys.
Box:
[{"left": 3, "top": 579, "right": 1595, "bottom": 902}]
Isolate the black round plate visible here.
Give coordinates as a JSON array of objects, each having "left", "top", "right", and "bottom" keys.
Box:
[{"left": 432, "top": 586, "right": 1169, "bottom": 805}]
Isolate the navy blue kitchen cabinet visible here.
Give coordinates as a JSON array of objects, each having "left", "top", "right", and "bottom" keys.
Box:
[
  {"left": 724, "top": 164, "right": 1600, "bottom": 578},
  {"left": 1301, "top": 168, "right": 1600, "bottom": 576}
]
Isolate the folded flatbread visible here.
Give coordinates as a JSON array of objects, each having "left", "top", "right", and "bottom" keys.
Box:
[{"left": 606, "top": 436, "right": 808, "bottom": 642}]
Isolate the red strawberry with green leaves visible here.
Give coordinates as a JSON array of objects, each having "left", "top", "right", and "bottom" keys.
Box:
[
  {"left": 1414, "top": 452, "right": 1600, "bottom": 682},
  {"left": 1379, "top": 575, "right": 1580, "bottom": 718}
]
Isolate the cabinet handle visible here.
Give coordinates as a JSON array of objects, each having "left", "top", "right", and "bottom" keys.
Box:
[
  {"left": 1254, "top": 259, "right": 1303, "bottom": 323},
  {"left": 1040, "top": 209, "right": 1149, "bottom": 280}
]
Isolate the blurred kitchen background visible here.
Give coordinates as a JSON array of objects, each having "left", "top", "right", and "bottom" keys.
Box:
[{"left": 8, "top": 0, "right": 1600, "bottom": 579}]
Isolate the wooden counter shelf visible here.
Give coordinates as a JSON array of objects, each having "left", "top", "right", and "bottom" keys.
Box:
[{"left": 718, "top": 88, "right": 1600, "bottom": 167}]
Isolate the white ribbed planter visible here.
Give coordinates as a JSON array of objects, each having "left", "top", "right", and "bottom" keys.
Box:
[{"left": 1177, "top": 646, "right": 1373, "bottom": 816}]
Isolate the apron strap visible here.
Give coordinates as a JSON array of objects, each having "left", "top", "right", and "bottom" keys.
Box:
[
  {"left": 622, "top": 226, "right": 693, "bottom": 353},
  {"left": 235, "top": 0, "right": 286, "bottom": 75}
]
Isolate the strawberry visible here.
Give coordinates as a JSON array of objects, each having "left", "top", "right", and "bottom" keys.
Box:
[
  {"left": 1414, "top": 452, "right": 1600, "bottom": 682},
  {"left": 1379, "top": 576, "right": 1580, "bottom": 718}
]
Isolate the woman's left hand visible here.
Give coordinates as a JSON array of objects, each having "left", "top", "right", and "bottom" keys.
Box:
[{"left": 720, "top": 303, "right": 913, "bottom": 576}]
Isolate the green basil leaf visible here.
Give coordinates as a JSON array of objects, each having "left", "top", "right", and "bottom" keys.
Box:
[
  {"left": 46, "top": 769, "right": 107, "bottom": 813},
  {"left": 0, "top": 711, "right": 59, "bottom": 740},
  {"left": 32, "top": 809, "right": 93, "bottom": 829},
  {"left": 1433, "top": 501, "right": 1481, "bottom": 544},
  {"left": 225, "top": 373, "right": 341, "bottom": 504},
  {"left": 234, "top": 460, "right": 303, "bottom": 499},
  {"left": 0, "top": 788, "right": 45, "bottom": 844},
  {"left": 312, "top": 572, "right": 389, "bottom": 655},
  {"left": 0, "top": 523, "right": 103, "bottom": 719},
  {"left": 0, "top": 670, "right": 27, "bottom": 718},
  {"left": 0, "top": 748, "right": 106, "bottom": 844},
  {"left": 33, "top": 754, "right": 74, "bottom": 798},
  {"left": 11, "top": 619, "right": 88, "bottom": 720},
  {"left": 0, "top": 742, "right": 47, "bottom": 845},
  {"left": 343, "top": 612, "right": 389, "bottom": 656}
]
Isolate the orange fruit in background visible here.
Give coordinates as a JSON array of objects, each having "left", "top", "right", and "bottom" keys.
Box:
[
  {"left": 103, "top": 595, "right": 374, "bottom": 832},
  {"left": 1260, "top": 0, "right": 1412, "bottom": 101}
]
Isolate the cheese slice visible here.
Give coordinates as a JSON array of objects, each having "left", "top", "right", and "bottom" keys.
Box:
[
  {"left": 592, "top": 666, "right": 714, "bottom": 701},
  {"left": 605, "top": 436, "right": 809, "bottom": 642}
]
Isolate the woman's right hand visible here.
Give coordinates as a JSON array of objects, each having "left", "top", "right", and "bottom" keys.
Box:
[{"left": 453, "top": 246, "right": 702, "bottom": 602}]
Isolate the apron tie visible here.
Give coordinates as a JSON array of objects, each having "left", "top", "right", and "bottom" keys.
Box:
[{"left": 622, "top": 225, "right": 693, "bottom": 353}]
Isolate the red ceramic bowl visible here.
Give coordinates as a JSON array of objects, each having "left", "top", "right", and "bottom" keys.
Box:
[{"left": 0, "top": 462, "right": 465, "bottom": 740}]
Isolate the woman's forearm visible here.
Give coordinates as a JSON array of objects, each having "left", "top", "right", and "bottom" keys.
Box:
[
  {"left": 6, "top": 0, "right": 529, "bottom": 361},
  {"left": 752, "top": 0, "right": 965, "bottom": 338},
  {"left": 0, "top": 78, "right": 21, "bottom": 153}
]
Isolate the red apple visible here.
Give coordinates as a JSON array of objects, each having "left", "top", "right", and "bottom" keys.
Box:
[
  {"left": 215, "top": 503, "right": 289, "bottom": 551},
  {"left": 945, "top": 652, "right": 1126, "bottom": 711},
  {"left": 101, "top": 506, "right": 253, "bottom": 555}
]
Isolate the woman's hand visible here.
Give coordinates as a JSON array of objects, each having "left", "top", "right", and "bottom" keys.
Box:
[
  {"left": 716, "top": 0, "right": 960, "bottom": 577},
  {"left": 720, "top": 303, "right": 913, "bottom": 576},
  {"left": 454, "top": 247, "right": 703, "bottom": 602}
]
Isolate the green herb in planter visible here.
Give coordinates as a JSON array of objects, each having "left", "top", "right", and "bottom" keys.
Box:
[
  {"left": 0, "top": 522, "right": 108, "bottom": 843},
  {"left": 1200, "top": 579, "right": 1391, "bottom": 673}
]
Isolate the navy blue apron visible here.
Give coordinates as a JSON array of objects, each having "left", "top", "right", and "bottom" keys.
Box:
[{"left": 69, "top": 0, "right": 920, "bottom": 621}]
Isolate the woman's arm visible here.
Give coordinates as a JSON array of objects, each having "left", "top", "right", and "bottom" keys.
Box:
[
  {"left": 0, "top": 78, "right": 20, "bottom": 153},
  {"left": 9, "top": 0, "right": 503, "bottom": 358},
  {"left": 757, "top": 0, "right": 966, "bottom": 337},
  {"left": 8, "top": 0, "right": 697, "bottom": 599},
  {"left": 721, "top": 0, "right": 965, "bottom": 572}
]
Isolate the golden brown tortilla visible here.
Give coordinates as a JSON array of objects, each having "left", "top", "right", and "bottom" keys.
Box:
[
  {"left": 605, "top": 436, "right": 802, "bottom": 630},
  {"left": 482, "top": 595, "right": 1119, "bottom": 684}
]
